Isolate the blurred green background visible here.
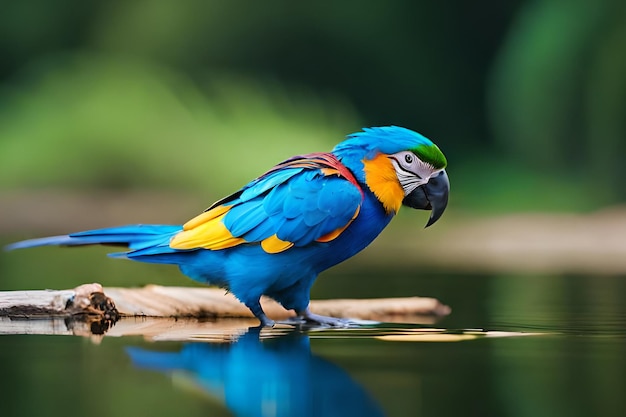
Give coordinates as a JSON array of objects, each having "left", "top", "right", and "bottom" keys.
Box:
[
  {"left": 1, "top": 0, "right": 626, "bottom": 290},
  {"left": 2, "top": 0, "right": 625, "bottom": 210}
]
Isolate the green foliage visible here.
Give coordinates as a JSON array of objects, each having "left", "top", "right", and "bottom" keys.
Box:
[
  {"left": 452, "top": 154, "right": 602, "bottom": 213},
  {"left": 0, "top": 1, "right": 624, "bottom": 212},
  {"left": 0, "top": 55, "right": 359, "bottom": 197},
  {"left": 488, "top": 0, "right": 626, "bottom": 201}
]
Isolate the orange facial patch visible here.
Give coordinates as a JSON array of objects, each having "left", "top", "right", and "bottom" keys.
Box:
[{"left": 362, "top": 154, "right": 404, "bottom": 214}]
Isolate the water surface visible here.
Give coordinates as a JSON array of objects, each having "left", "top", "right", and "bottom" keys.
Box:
[{"left": 1, "top": 246, "right": 625, "bottom": 417}]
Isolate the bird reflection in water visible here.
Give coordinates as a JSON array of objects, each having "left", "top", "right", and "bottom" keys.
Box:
[{"left": 127, "top": 327, "right": 385, "bottom": 417}]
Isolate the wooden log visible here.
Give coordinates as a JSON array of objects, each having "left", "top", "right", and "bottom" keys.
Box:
[
  {"left": 0, "top": 283, "right": 118, "bottom": 319},
  {"left": 0, "top": 283, "right": 451, "bottom": 337},
  {"left": 105, "top": 284, "right": 451, "bottom": 321}
]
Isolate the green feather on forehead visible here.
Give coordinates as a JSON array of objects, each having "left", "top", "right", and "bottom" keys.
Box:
[{"left": 413, "top": 144, "right": 447, "bottom": 169}]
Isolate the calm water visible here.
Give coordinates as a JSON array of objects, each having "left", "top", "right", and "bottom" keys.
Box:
[{"left": 1, "top": 246, "right": 626, "bottom": 417}]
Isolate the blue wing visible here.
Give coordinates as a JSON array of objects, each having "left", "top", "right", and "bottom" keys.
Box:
[{"left": 170, "top": 153, "right": 363, "bottom": 253}]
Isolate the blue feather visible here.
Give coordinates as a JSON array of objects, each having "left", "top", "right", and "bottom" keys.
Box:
[
  {"left": 333, "top": 126, "right": 435, "bottom": 156},
  {"left": 281, "top": 189, "right": 304, "bottom": 219},
  {"left": 240, "top": 168, "right": 302, "bottom": 202},
  {"left": 5, "top": 225, "right": 181, "bottom": 251},
  {"left": 302, "top": 205, "right": 328, "bottom": 226},
  {"left": 225, "top": 200, "right": 267, "bottom": 237},
  {"left": 241, "top": 215, "right": 282, "bottom": 242},
  {"left": 5, "top": 235, "right": 79, "bottom": 250},
  {"left": 262, "top": 185, "right": 286, "bottom": 217},
  {"left": 277, "top": 217, "right": 309, "bottom": 243}
]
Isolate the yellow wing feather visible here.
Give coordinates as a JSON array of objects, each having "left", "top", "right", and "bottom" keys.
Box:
[
  {"left": 261, "top": 234, "right": 294, "bottom": 253},
  {"left": 170, "top": 205, "right": 246, "bottom": 250},
  {"left": 182, "top": 204, "right": 230, "bottom": 230}
]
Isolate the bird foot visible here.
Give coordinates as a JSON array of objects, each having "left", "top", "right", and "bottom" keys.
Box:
[
  {"left": 282, "top": 309, "right": 369, "bottom": 329},
  {"left": 258, "top": 315, "right": 276, "bottom": 328}
]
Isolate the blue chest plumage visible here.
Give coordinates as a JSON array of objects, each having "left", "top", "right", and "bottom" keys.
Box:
[{"left": 178, "top": 186, "right": 392, "bottom": 312}]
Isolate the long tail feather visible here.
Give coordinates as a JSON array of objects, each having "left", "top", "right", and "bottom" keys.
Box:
[
  {"left": 5, "top": 235, "right": 82, "bottom": 250},
  {"left": 5, "top": 224, "right": 182, "bottom": 252}
]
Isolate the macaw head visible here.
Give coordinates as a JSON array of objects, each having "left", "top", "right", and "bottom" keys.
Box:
[{"left": 333, "top": 126, "right": 449, "bottom": 227}]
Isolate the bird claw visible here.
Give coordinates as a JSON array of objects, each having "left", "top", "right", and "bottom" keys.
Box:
[
  {"left": 301, "top": 314, "right": 352, "bottom": 328},
  {"left": 259, "top": 316, "right": 276, "bottom": 328},
  {"left": 280, "top": 310, "right": 372, "bottom": 329}
]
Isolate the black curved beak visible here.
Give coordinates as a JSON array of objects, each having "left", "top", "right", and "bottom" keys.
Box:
[{"left": 402, "top": 170, "right": 449, "bottom": 228}]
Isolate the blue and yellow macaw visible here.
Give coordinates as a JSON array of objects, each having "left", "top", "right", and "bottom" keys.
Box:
[{"left": 7, "top": 126, "right": 449, "bottom": 327}]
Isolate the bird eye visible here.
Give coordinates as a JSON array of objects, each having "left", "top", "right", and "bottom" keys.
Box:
[{"left": 404, "top": 153, "right": 414, "bottom": 164}]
